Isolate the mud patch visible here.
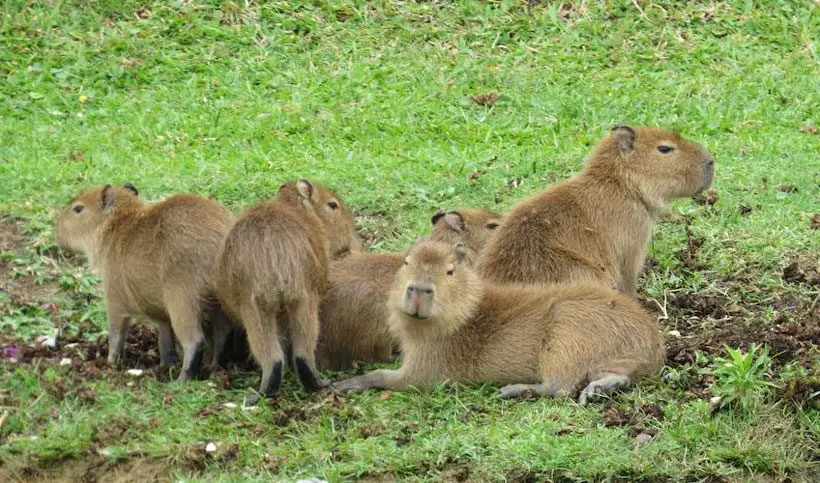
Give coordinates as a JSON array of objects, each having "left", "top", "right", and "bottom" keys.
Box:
[
  {"left": 655, "top": 287, "right": 819, "bottom": 371},
  {"left": 355, "top": 212, "right": 402, "bottom": 249},
  {"left": 1, "top": 457, "right": 171, "bottom": 483},
  {"left": 1, "top": 323, "right": 162, "bottom": 377},
  {"left": 0, "top": 218, "right": 61, "bottom": 305}
]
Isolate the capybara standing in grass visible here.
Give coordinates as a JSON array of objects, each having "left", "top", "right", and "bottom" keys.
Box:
[
  {"left": 214, "top": 179, "right": 361, "bottom": 396},
  {"left": 479, "top": 125, "right": 715, "bottom": 296},
  {"left": 316, "top": 208, "right": 502, "bottom": 370},
  {"left": 53, "top": 184, "right": 234, "bottom": 381},
  {"left": 334, "top": 240, "right": 665, "bottom": 403}
]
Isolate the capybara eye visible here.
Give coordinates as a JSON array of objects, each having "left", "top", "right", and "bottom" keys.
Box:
[
  {"left": 446, "top": 269, "right": 454, "bottom": 276},
  {"left": 486, "top": 222, "right": 499, "bottom": 230},
  {"left": 328, "top": 201, "right": 339, "bottom": 210},
  {"left": 73, "top": 204, "right": 84, "bottom": 214},
  {"left": 657, "top": 145, "right": 675, "bottom": 154}
]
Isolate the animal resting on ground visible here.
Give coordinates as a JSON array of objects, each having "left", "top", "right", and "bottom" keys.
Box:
[
  {"left": 316, "top": 208, "right": 502, "bottom": 370},
  {"left": 334, "top": 240, "right": 666, "bottom": 403},
  {"left": 214, "top": 179, "right": 362, "bottom": 396},
  {"left": 479, "top": 125, "right": 715, "bottom": 297},
  {"left": 53, "top": 184, "right": 234, "bottom": 381}
]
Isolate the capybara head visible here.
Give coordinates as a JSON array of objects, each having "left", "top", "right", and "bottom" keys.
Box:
[
  {"left": 53, "top": 183, "right": 142, "bottom": 255},
  {"left": 429, "top": 208, "right": 501, "bottom": 260},
  {"left": 278, "top": 179, "right": 362, "bottom": 259},
  {"left": 587, "top": 125, "right": 715, "bottom": 203},
  {"left": 390, "top": 240, "right": 480, "bottom": 334}
]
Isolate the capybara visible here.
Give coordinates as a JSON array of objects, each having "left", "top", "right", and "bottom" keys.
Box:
[
  {"left": 54, "top": 183, "right": 234, "bottom": 380},
  {"left": 479, "top": 125, "right": 715, "bottom": 297},
  {"left": 214, "top": 179, "right": 361, "bottom": 395},
  {"left": 335, "top": 240, "right": 665, "bottom": 403},
  {"left": 316, "top": 208, "right": 501, "bottom": 370}
]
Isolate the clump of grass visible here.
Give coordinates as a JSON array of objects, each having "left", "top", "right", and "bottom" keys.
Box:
[{"left": 710, "top": 344, "right": 777, "bottom": 414}]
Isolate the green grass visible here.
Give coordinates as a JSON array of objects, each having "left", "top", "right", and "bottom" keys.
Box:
[{"left": 1, "top": 1, "right": 818, "bottom": 480}]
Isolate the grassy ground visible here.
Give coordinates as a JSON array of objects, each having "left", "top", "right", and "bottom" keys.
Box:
[{"left": 1, "top": 1, "right": 818, "bottom": 481}]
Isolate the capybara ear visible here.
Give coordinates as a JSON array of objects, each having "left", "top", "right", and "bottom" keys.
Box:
[
  {"left": 611, "top": 124, "right": 636, "bottom": 156},
  {"left": 123, "top": 183, "right": 139, "bottom": 196},
  {"left": 431, "top": 209, "right": 446, "bottom": 226},
  {"left": 453, "top": 242, "right": 468, "bottom": 263},
  {"left": 101, "top": 184, "right": 115, "bottom": 209},
  {"left": 443, "top": 211, "right": 466, "bottom": 233},
  {"left": 296, "top": 179, "right": 314, "bottom": 200}
]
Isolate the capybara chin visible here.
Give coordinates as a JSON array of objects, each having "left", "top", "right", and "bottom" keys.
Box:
[
  {"left": 334, "top": 240, "right": 665, "bottom": 404},
  {"left": 215, "top": 179, "right": 360, "bottom": 396},
  {"left": 53, "top": 183, "right": 234, "bottom": 381},
  {"left": 316, "top": 208, "right": 502, "bottom": 371},
  {"left": 478, "top": 124, "right": 715, "bottom": 297}
]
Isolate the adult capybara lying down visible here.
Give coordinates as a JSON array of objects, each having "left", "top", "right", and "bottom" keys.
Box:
[
  {"left": 316, "top": 208, "right": 502, "bottom": 370},
  {"left": 335, "top": 240, "right": 665, "bottom": 404}
]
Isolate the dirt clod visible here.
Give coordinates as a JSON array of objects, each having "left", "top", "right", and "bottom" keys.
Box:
[
  {"left": 469, "top": 92, "right": 500, "bottom": 107},
  {"left": 811, "top": 214, "right": 820, "bottom": 230},
  {"left": 776, "top": 183, "right": 798, "bottom": 194}
]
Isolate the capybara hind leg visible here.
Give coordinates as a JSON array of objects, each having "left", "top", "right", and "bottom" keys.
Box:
[
  {"left": 286, "top": 297, "right": 327, "bottom": 392},
  {"left": 578, "top": 373, "right": 632, "bottom": 405},
  {"left": 498, "top": 381, "right": 570, "bottom": 399},
  {"left": 158, "top": 322, "right": 179, "bottom": 366},
  {"left": 166, "top": 295, "right": 205, "bottom": 382},
  {"left": 207, "top": 306, "right": 234, "bottom": 369},
  {"left": 106, "top": 305, "right": 130, "bottom": 366},
  {"left": 242, "top": 304, "right": 285, "bottom": 396}
]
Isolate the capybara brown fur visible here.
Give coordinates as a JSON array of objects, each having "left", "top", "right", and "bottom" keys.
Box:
[
  {"left": 53, "top": 184, "right": 234, "bottom": 381},
  {"left": 316, "top": 208, "right": 501, "bottom": 371},
  {"left": 214, "top": 179, "right": 361, "bottom": 395},
  {"left": 479, "top": 125, "right": 715, "bottom": 297},
  {"left": 334, "top": 240, "right": 665, "bottom": 403}
]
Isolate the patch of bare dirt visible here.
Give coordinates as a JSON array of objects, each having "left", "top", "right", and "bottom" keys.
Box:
[
  {"left": 355, "top": 212, "right": 402, "bottom": 249},
  {"left": 0, "top": 218, "right": 61, "bottom": 305},
  {"left": 1, "top": 457, "right": 171, "bottom": 483}
]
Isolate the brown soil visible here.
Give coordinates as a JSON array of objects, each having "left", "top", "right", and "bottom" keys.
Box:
[
  {"left": 0, "top": 457, "right": 171, "bottom": 483},
  {"left": 0, "top": 218, "right": 60, "bottom": 305}
]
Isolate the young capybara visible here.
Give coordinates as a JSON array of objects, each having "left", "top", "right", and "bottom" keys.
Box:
[
  {"left": 316, "top": 208, "right": 502, "bottom": 371},
  {"left": 53, "top": 184, "right": 234, "bottom": 380},
  {"left": 334, "top": 240, "right": 665, "bottom": 403},
  {"left": 214, "top": 179, "right": 361, "bottom": 396},
  {"left": 479, "top": 125, "right": 715, "bottom": 297}
]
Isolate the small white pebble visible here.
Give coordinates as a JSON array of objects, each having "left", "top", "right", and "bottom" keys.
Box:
[
  {"left": 76, "top": 112, "right": 84, "bottom": 119},
  {"left": 223, "top": 402, "right": 237, "bottom": 409},
  {"left": 36, "top": 335, "right": 57, "bottom": 348},
  {"left": 297, "top": 479, "right": 329, "bottom": 483},
  {"left": 710, "top": 396, "right": 722, "bottom": 405},
  {"left": 64, "top": 343, "right": 79, "bottom": 349},
  {"left": 241, "top": 405, "right": 260, "bottom": 412},
  {"left": 126, "top": 369, "right": 144, "bottom": 376},
  {"left": 207, "top": 382, "right": 217, "bottom": 388},
  {"left": 668, "top": 330, "right": 681, "bottom": 339},
  {"left": 59, "top": 358, "right": 71, "bottom": 366},
  {"left": 205, "top": 442, "right": 218, "bottom": 453},
  {"left": 97, "top": 447, "right": 113, "bottom": 457},
  {"left": 9, "top": 358, "right": 18, "bottom": 364}
]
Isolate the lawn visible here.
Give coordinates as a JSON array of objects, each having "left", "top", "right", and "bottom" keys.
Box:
[{"left": 0, "top": 0, "right": 818, "bottom": 481}]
